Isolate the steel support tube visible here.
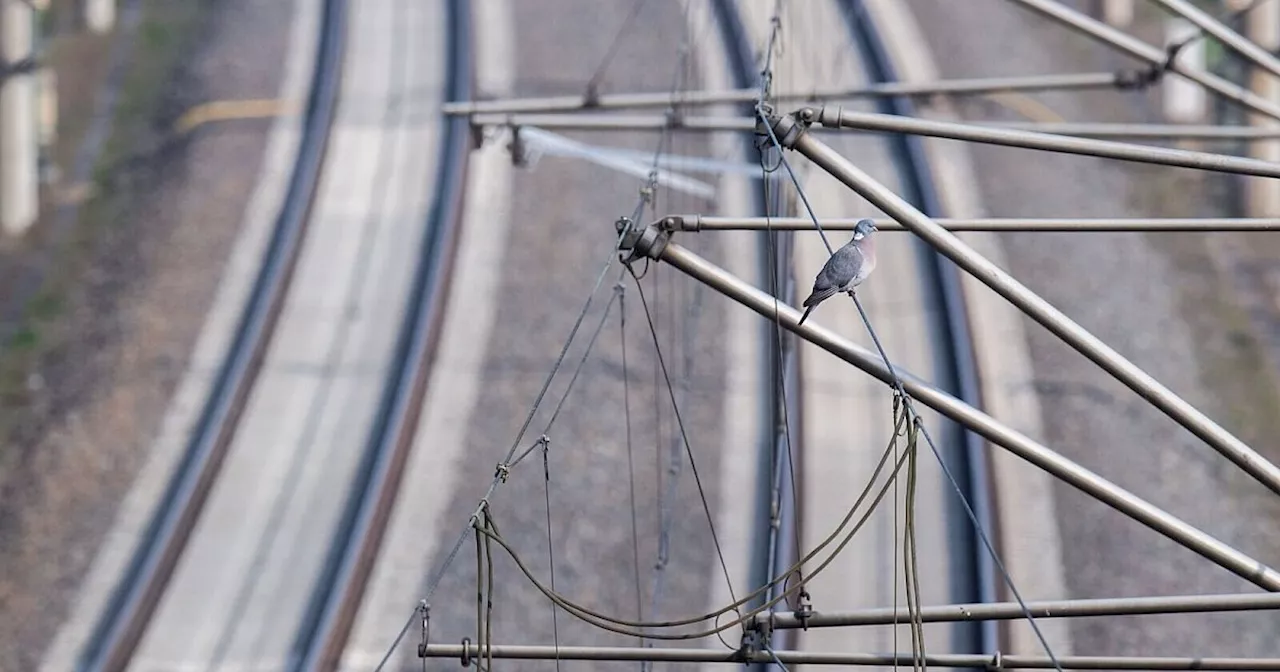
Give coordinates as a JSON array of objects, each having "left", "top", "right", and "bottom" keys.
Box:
[
  {"left": 1147, "top": 0, "right": 1280, "bottom": 82},
  {"left": 473, "top": 112, "right": 1280, "bottom": 143},
  {"left": 813, "top": 107, "right": 1280, "bottom": 178},
  {"left": 471, "top": 113, "right": 756, "bottom": 132},
  {"left": 420, "top": 644, "right": 1280, "bottom": 669},
  {"left": 780, "top": 120, "right": 1280, "bottom": 498},
  {"left": 442, "top": 72, "right": 1124, "bottom": 115},
  {"left": 752, "top": 592, "right": 1280, "bottom": 629},
  {"left": 626, "top": 233, "right": 1280, "bottom": 590},
  {"left": 671, "top": 215, "right": 1280, "bottom": 232},
  {"left": 993, "top": 121, "right": 1280, "bottom": 140},
  {"left": 1003, "top": 0, "right": 1280, "bottom": 122}
]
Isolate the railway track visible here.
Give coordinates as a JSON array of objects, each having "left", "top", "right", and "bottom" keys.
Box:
[
  {"left": 713, "top": 0, "right": 999, "bottom": 662},
  {"left": 72, "top": 0, "right": 473, "bottom": 669},
  {"left": 77, "top": 0, "right": 347, "bottom": 669}
]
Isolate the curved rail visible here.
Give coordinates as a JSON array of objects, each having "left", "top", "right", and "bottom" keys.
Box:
[
  {"left": 842, "top": 0, "right": 999, "bottom": 655},
  {"left": 712, "top": 0, "right": 999, "bottom": 662},
  {"left": 289, "top": 0, "right": 474, "bottom": 670},
  {"left": 75, "top": 1, "right": 348, "bottom": 670}
]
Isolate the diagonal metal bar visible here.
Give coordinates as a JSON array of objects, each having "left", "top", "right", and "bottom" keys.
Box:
[
  {"left": 441, "top": 72, "right": 1126, "bottom": 115},
  {"left": 1147, "top": 0, "right": 1280, "bottom": 82},
  {"left": 419, "top": 643, "right": 1280, "bottom": 668},
  {"left": 750, "top": 591, "right": 1280, "bottom": 629},
  {"left": 809, "top": 107, "right": 1280, "bottom": 177},
  {"left": 667, "top": 215, "right": 1280, "bottom": 232},
  {"left": 1003, "top": 0, "right": 1280, "bottom": 122},
  {"left": 618, "top": 227, "right": 1280, "bottom": 591},
  {"left": 765, "top": 111, "right": 1280, "bottom": 498}
]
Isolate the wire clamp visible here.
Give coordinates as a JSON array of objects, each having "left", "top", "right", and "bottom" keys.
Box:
[
  {"left": 460, "top": 636, "right": 473, "bottom": 667},
  {"left": 494, "top": 462, "right": 511, "bottom": 483},
  {"left": 987, "top": 649, "right": 1004, "bottom": 672},
  {"left": 796, "top": 589, "right": 813, "bottom": 631},
  {"left": 417, "top": 601, "right": 431, "bottom": 658}
]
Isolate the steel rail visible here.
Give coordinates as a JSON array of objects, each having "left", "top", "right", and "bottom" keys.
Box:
[
  {"left": 75, "top": 1, "right": 348, "bottom": 671},
  {"left": 618, "top": 227, "right": 1280, "bottom": 591},
  {"left": 841, "top": 0, "right": 996, "bottom": 654},
  {"left": 420, "top": 643, "right": 1280, "bottom": 669},
  {"left": 774, "top": 112, "right": 1280, "bottom": 499},
  {"left": 440, "top": 71, "right": 1126, "bottom": 115},
  {"left": 810, "top": 107, "right": 1280, "bottom": 178},
  {"left": 750, "top": 591, "right": 1280, "bottom": 629},
  {"left": 291, "top": 0, "right": 473, "bottom": 670},
  {"left": 667, "top": 215, "right": 1280, "bottom": 232},
  {"left": 1002, "top": 0, "right": 1280, "bottom": 123}
]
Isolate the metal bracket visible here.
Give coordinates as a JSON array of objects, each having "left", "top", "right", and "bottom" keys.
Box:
[{"left": 618, "top": 218, "right": 671, "bottom": 265}]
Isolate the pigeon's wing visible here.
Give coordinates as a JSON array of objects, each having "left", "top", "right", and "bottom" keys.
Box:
[
  {"left": 819, "top": 244, "right": 865, "bottom": 288},
  {"left": 803, "top": 245, "right": 865, "bottom": 307}
]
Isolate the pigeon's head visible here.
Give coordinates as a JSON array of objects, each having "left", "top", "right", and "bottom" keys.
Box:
[{"left": 852, "top": 219, "right": 878, "bottom": 241}]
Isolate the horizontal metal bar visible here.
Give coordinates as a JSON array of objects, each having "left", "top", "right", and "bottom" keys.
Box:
[
  {"left": 811, "top": 106, "right": 1280, "bottom": 178},
  {"left": 623, "top": 229, "right": 1280, "bottom": 591},
  {"left": 777, "top": 117, "right": 1280, "bottom": 503},
  {"left": 670, "top": 215, "right": 1280, "bottom": 232},
  {"left": 475, "top": 113, "right": 1280, "bottom": 142},
  {"left": 441, "top": 72, "right": 1124, "bottom": 115},
  {"left": 993, "top": 121, "right": 1280, "bottom": 140},
  {"left": 752, "top": 592, "right": 1280, "bottom": 629},
  {"left": 421, "top": 644, "right": 1280, "bottom": 669},
  {"left": 474, "top": 113, "right": 755, "bottom": 132},
  {"left": 1004, "top": 0, "right": 1280, "bottom": 123}
]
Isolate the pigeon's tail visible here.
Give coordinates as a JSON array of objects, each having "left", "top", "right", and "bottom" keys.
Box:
[{"left": 797, "top": 305, "right": 814, "bottom": 326}]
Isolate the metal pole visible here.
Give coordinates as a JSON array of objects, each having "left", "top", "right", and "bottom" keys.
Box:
[
  {"left": 1147, "top": 0, "right": 1280, "bottom": 82},
  {"left": 751, "top": 592, "right": 1280, "bottom": 629},
  {"left": 989, "top": 121, "right": 1280, "bottom": 140},
  {"left": 620, "top": 228, "right": 1280, "bottom": 591},
  {"left": 471, "top": 112, "right": 1280, "bottom": 143},
  {"left": 810, "top": 106, "right": 1280, "bottom": 178},
  {"left": 471, "top": 112, "right": 1280, "bottom": 142},
  {"left": 442, "top": 72, "right": 1124, "bottom": 115},
  {"left": 669, "top": 215, "right": 1280, "bottom": 232},
  {"left": 1, "top": 0, "right": 37, "bottom": 235},
  {"left": 771, "top": 113, "right": 1280, "bottom": 500},
  {"left": 420, "top": 644, "right": 1280, "bottom": 669},
  {"left": 1002, "top": 0, "right": 1280, "bottom": 123}
]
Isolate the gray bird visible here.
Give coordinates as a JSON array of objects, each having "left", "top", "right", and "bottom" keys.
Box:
[{"left": 797, "top": 219, "right": 878, "bottom": 326}]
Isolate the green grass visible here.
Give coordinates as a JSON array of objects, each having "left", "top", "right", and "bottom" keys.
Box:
[{"left": 0, "top": 0, "right": 208, "bottom": 435}]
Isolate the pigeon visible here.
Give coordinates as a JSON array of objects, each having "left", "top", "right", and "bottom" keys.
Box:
[{"left": 797, "top": 219, "right": 878, "bottom": 326}]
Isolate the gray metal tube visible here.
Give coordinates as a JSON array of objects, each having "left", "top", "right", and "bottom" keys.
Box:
[
  {"left": 441, "top": 72, "right": 1123, "bottom": 115},
  {"left": 1003, "top": 0, "right": 1280, "bottom": 122},
  {"left": 672, "top": 215, "right": 1280, "bottom": 232},
  {"left": 752, "top": 592, "right": 1280, "bottom": 629},
  {"left": 471, "top": 112, "right": 1280, "bottom": 142},
  {"left": 782, "top": 120, "right": 1280, "bottom": 499},
  {"left": 814, "top": 107, "right": 1280, "bottom": 178},
  {"left": 421, "top": 644, "right": 1280, "bottom": 669},
  {"left": 629, "top": 234, "right": 1280, "bottom": 591},
  {"left": 1147, "top": 0, "right": 1280, "bottom": 82},
  {"left": 991, "top": 121, "right": 1280, "bottom": 140}
]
